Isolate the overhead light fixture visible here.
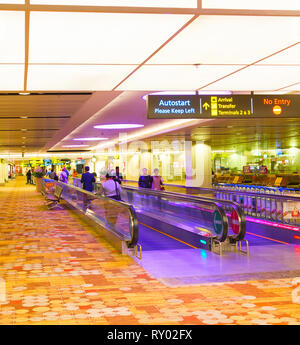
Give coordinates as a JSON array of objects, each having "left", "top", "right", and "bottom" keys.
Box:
[
  {"left": 72, "top": 137, "right": 108, "bottom": 141},
  {"left": 142, "top": 90, "right": 233, "bottom": 100},
  {"left": 94, "top": 124, "right": 144, "bottom": 129},
  {"left": 20, "top": 116, "right": 28, "bottom": 119},
  {"left": 19, "top": 92, "right": 30, "bottom": 95},
  {"left": 62, "top": 144, "right": 89, "bottom": 148}
]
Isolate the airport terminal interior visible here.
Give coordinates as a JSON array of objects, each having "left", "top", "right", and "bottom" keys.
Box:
[{"left": 1, "top": 1, "right": 300, "bottom": 326}]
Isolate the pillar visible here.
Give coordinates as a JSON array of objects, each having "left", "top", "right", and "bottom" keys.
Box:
[
  {"left": 0, "top": 160, "right": 6, "bottom": 185},
  {"left": 185, "top": 141, "right": 212, "bottom": 188}
]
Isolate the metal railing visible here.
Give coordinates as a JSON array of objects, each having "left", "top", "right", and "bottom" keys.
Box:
[
  {"left": 42, "top": 178, "right": 139, "bottom": 248},
  {"left": 213, "top": 187, "right": 300, "bottom": 225},
  {"left": 72, "top": 177, "right": 231, "bottom": 243},
  {"left": 121, "top": 179, "right": 300, "bottom": 226},
  {"left": 120, "top": 185, "right": 246, "bottom": 242},
  {"left": 72, "top": 178, "right": 249, "bottom": 254}
]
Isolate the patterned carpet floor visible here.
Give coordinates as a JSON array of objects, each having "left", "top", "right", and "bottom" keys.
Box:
[{"left": 0, "top": 177, "right": 300, "bottom": 325}]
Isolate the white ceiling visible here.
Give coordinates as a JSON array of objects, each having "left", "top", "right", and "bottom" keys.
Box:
[
  {"left": 0, "top": 2, "right": 299, "bottom": 157},
  {"left": 0, "top": 3, "right": 298, "bottom": 92}
]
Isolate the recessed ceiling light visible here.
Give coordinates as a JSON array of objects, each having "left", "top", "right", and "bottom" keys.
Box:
[
  {"left": 20, "top": 116, "right": 28, "bottom": 119},
  {"left": 94, "top": 124, "right": 144, "bottom": 129},
  {"left": 62, "top": 144, "right": 89, "bottom": 148},
  {"left": 72, "top": 137, "right": 108, "bottom": 141},
  {"left": 19, "top": 92, "right": 30, "bottom": 95}
]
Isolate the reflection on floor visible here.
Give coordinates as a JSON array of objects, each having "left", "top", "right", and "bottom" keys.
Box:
[{"left": 0, "top": 177, "right": 300, "bottom": 325}]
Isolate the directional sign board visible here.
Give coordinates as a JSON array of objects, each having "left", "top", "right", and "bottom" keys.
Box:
[
  {"left": 147, "top": 94, "right": 300, "bottom": 119},
  {"left": 201, "top": 95, "right": 253, "bottom": 117}
]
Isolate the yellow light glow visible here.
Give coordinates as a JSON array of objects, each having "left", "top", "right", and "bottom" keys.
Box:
[
  {"left": 0, "top": 65, "right": 24, "bottom": 90},
  {"left": 27, "top": 65, "right": 136, "bottom": 91},
  {"left": 117, "top": 64, "right": 241, "bottom": 90},
  {"left": 29, "top": 12, "right": 192, "bottom": 64},
  {"left": 93, "top": 119, "right": 199, "bottom": 151},
  {"left": 201, "top": 65, "right": 300, "bottom": 91},
  {"left": 30, "top": 0, "right": 197, "bottom": 7},
  {"left": 0, "top": 11, "right": 25, "bottom": 63},
  {"left": 148, "top": 16, "right": 300, "bottom": 65},
  {"left": 202, "top": 0, "right": 300, "bottom": 10}
]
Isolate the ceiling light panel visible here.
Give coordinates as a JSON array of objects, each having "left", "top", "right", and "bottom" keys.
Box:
[
  {"left": 200, "top": 65, "right": 300, "bottom": 91},
  {"left": 202, "top": 0, "right": 300, "bottom": 10},
  {"left": 29, "top": 12, "right": 193, "bottom": 64},
  {"left": 148, "top": 16, "right": 300, "bottom": 65},
  {"left": 27, "top": 65, "right": 136, "bottom": 91},
  {"left": 278, "top": 82, "right": 300, "bottom": 92},
  {"left": 0, "top": 1, "right": 24, "bottom": 3},
  {"left": 30, "top": 0, "right": 197, "bottom": 7},
  {"left": 257, "top": 43, "right": 300, "bottom": 65},
  {"left": 116, "top": 65, "right": 243, "bottom": 90},
  {"left": 0, "top": 11, "right": 25, "bottom": 63},
  {"left": 0, "top": 65, "right": 24, "bottom": 90}
]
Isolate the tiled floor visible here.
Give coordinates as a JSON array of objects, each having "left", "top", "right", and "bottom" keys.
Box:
[{"left": 0, "top": 177, "right": 300, "bottom": 325}]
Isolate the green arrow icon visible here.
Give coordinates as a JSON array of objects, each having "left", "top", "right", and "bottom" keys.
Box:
[{"left": 203, "top": 102, "right": 210, "bottom": 110}]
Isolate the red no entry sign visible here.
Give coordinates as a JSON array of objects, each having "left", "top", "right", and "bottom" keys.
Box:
[{"left": 231, "top": 210, "right": 240, "bottom": 235}]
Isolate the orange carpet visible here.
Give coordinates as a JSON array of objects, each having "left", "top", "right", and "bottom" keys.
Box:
[{"left": 0, "top": 177, "right": 300, "bottom": 325}]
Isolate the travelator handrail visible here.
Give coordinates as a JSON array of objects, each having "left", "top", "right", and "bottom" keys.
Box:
[
  {"left": 43, "top": 179, "right": 139, "bottom": 248},
  {"left": 122, "top": 179, "right": 300, "bottom": 202},
  {"left": 72, "top": 177, "right": 246, "bottom": 242},
  {"left": 73, "top": 178, "right": 230, "bottom": 242},
  {"left": 120, "top": 184, "right": 246, "bottom": 242},
  {"left": 122, "top": 180, "right": 300, "bottom": 225}
]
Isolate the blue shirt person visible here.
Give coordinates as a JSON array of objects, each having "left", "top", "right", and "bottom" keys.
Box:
[{"left": 80, "top": 166, "right": 96, "bottom": 192}]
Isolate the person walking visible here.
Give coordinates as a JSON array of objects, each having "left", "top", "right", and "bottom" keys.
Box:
[
  {"left": 26, "top": 169, "right": 32, "bottom": 184},
  {"left": 101, "top": 173, "right": 122, "bottom": 226},
  {"left": 81, "top": 166, "right": 96, "bottom": 193},
  {"left": 113, "top": 166, "right": 123, "bottom": 185},
  {"left": 59, "top": 167, "right": 69, "bottom": 183},
  {"left": 152, "top": 168, "right": 164, "bottom": 191},
  {"left": 80, "top": 166, "right": 96, "bottom": 208},
  {"left": 49, "top": 168, "right": 57, "bottom": 180},
  {"left": 138, "top": 168, "right": 153, "bottom": 188},
  {"left": 102, "top": 173, "right": 122, "bottom": 201}
]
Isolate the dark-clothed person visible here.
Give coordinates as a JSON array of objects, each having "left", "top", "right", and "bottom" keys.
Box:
[
  {"left": 49, "top": 169, "right": 57, "bottom": 180},
  {"left": 138, "top": 168, "right": 153, "bottom": 188},
  {"left": 26, "top": 169, "right": 32, "bottom": 184},
  {"left": 81, "top": 166, "right": 96, "bottom": 192},
  {"left": 113, "top": 166, "right": 123, "bottom": 185}
]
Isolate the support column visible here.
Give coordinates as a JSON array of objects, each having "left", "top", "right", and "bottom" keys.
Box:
[
  {"left": 0, "top": 160, "right": 6, "bottom": 186},
  {"left": 185, "top": 141, "right": 212, "bottom": 188}
]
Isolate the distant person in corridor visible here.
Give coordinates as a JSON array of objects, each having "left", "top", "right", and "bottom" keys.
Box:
[
  {"left": 138, "top": 168, "right": 153, "bottom": 189},
  {"left": 81, "top": 166, "right": 96, "bottom": 193},
  {"left": 59, "top": 167, "right": 69, "bottom": 183},
  {"left": 113, "top": 166, "right": 123, "bottom": 185},
  {"left": 26, "top": 169, "right": 32, "bottom": 184},
  {"left": 81, "top": 166, "right": 96, "bottom": 208},
  {"left": 152, "top": 168, "right": 164, "bottom": 191}
]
